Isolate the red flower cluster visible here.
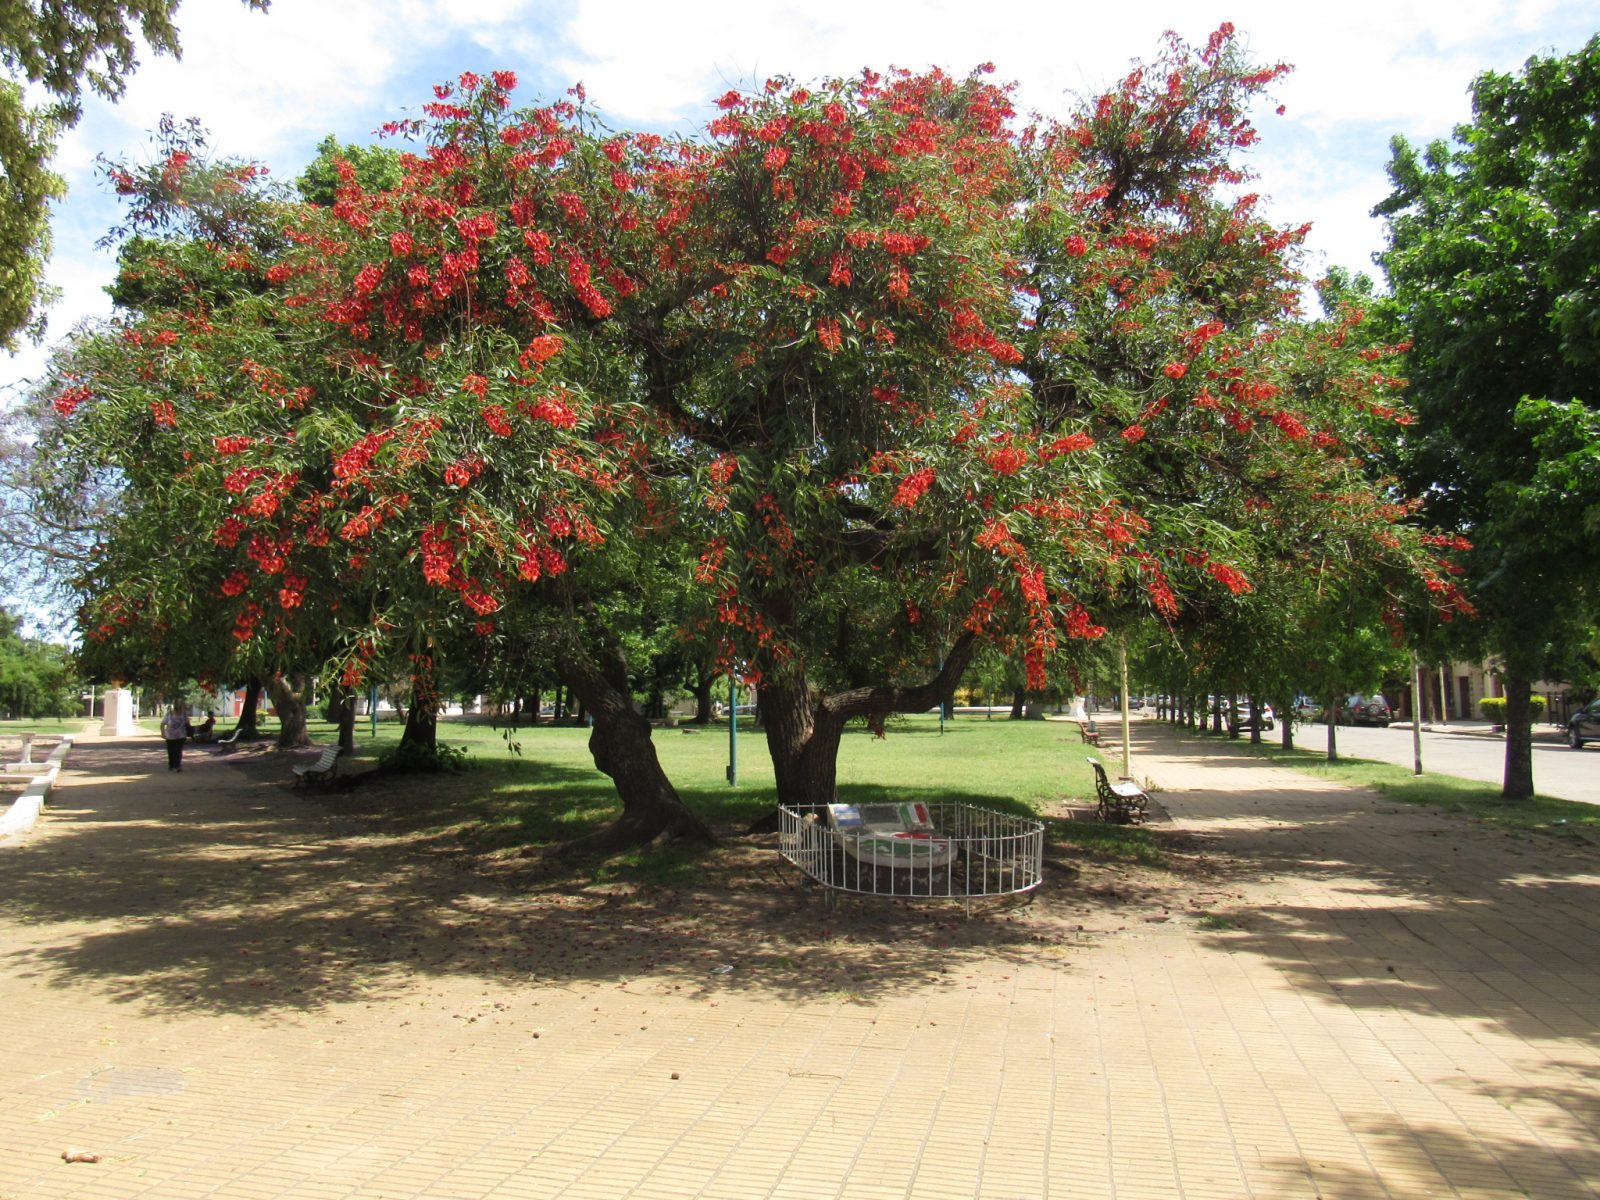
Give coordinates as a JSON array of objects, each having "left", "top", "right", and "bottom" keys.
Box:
[
  {"left": 333, "top": 430, "right": 395, "bottom": 483},
  {"left": 892, "top": 466, "right": 936, "bottom": 509},
  {"left": 522, "top": 394, "right": 577, "bottom": 428},
  {"left": 481, "top": 405, "right": 514, "bottom": 436},
  {"left": 1206, "top": 560, "right": 1253, "bottom": 594},
  {"left": 246, "top": 533, "right": 290, "bottom": 575},
  {"left": 443, "top": 456, "right": 484, "bottom": 487},
  {"left": 54, "top": 384, "right": 91, "bottom": 416},
  {"left": 420, "top": 523, "right": 456, "bottom": 585}
]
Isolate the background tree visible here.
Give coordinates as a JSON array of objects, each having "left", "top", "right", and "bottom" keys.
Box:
[
  {"left": 0, "top": 605, "right": 79, "bottom": 718},
  {"left": 0, "top": 0, "right": 270, "bottom": 346},
  {"left": 1376, "top": 34, "right": 1600, "bottom": 799},
  {"left": 296, "top": 134, "right": 403, "bottom": 206},
  {"left": 0, "top": 81, "right": 63, "bottom": 347}
]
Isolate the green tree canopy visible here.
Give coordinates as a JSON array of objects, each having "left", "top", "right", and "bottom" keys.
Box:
[
  {"left": 0, "top": 606, "right": 78, "bottom": 719},
  {"left": 1376, "top": 33, "right": 1600, "bottom": 798},
  {"left": 0, "top": 0, "right": 270, "bottom": 347}
]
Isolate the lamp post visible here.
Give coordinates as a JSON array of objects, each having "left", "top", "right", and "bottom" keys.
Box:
[
  {"left": 726, "top": 675, "right": 738, "bottom": 786},
  {"left": 1411, "top": 652, "right": 1425, "bottom": 776},
  {"left": 1119, "top": 636, "right": 1133, "bottom": 779}
]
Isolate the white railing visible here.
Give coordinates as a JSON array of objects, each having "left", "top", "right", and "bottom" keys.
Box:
[{"left": 778, "top": 802, "right": 1044, "bottom": 901}]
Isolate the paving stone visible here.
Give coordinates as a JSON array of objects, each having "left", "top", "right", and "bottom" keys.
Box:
[{"left": 2, "top": 722, "right": 1596, "bottom": 1198}]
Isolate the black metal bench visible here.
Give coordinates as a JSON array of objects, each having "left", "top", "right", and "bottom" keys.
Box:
[{"left": 1086, "top": 756, "right": 1149, "bottom": 824}]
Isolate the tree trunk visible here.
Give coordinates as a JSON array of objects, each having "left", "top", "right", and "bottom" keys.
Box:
[
  {"left": 329, "top": 683, "right": 356, "bottom": 754},
  {"left": 1009, "top": 688, "right": 1025, "bottom": 719},
  {"left": 234, "top": 674, "right": 264, "bottom": 738},
  {"left": 1501, "top": 672, "right": 1535, "bottom": 800},
  {"left": 692, "top": 664, "right": 715, "bottom": 725},
  {"left": 556, "top": 630, "right": 712, "bottom": 851},
  {"left": 1326, "top": 692, "right": 1339, "bottom": 762},
  {"left": 759, "top": 674, "right": 847, "bottom": 814},
  {"left": 754, "top": 633, "right": 979, "bottom": 823},
  {"left": 1248, "top": 695, "right": 1262, "bottom": 745},
  {"left": 1279, "top": 694, "right": 1293, "bottom": 751},
  {"left": 400, "top": 684, "right": 438, "bottom": 751},
  {"left": 268, "top": 672, "right": 313, "bottom": 749}
]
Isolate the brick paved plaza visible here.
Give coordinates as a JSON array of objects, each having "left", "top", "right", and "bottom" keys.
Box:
[{"left": 2, "top": 723, "right": 1596, "bottom": 1199}]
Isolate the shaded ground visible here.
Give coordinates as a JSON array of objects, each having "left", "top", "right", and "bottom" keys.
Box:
[
  {"left": 1, "top": 722, "right": 1595, "bottom": 1199},
  {"left": 4, "top": 734, "right": 1209, "bottom": 1018}
]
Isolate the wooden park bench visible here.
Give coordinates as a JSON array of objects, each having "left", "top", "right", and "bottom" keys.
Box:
[
  {"left": 1076, "top": 721, "right": 1103, "bottom": 747},
  {"left": 291, "top": 745, "right": 340, "bottom": 788},
  {"left": 1086, "top": 756, "right": 1149, "bottom": 825}
]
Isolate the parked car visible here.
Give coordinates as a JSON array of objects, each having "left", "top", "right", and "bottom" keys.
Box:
[
  {"left": 1228, "top": 701, "right": 1275, "bottom": 733},
  {"left": 1341, "top": 694, "right": 1392, "bottom": 727},
  {"left": 1292, "top": 696, "right": 1324, "bottom": 722},
  {"left": 1568, "top": 699, "right": 1600, "bottom": 749}
]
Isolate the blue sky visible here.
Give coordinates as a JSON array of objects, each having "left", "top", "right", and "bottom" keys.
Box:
[{"left": 4, "top": 0, "right": 1597, "bottom": 400}]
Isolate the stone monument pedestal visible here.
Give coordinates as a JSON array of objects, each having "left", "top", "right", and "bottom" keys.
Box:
[{"left": 99, "top": 688, "right": 139, "bottom": 737}]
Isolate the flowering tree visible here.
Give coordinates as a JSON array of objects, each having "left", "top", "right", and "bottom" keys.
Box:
[
  {"left": 643, "top": 28, "right": 1458, "bottom": 813},
  {"left": 53, "top": 31, "right": 1463, "bottom": 845},
  {"left": 616, "top": 65, "right": 1105, "bottom": 811},
  {"left": 49, "top": 75, "right": 729, "bottom": 842}
]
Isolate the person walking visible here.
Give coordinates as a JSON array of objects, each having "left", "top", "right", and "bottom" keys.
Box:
[{"left": 160, "top": 705, "right": 189, "bottom": 772}]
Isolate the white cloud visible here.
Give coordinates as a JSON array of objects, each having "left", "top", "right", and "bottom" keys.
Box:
[{"left": 4, "top": 0, "right": 1595, "bottom": 396}]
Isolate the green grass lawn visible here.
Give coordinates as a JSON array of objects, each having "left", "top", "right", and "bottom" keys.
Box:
[
  {"left": 276, "top": 711, "right": 1159, "bottom": 865},
  {"left": 1183, "top": 728, "right": 1599, "bottom": 840},
  {"left": 0, "top": 717, "right": 81, "bottom": 731}
]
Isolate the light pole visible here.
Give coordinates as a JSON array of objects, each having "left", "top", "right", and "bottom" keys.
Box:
[
  {"left": 1411, "top": 652, "right": 1425, "bottom": 776},
  {"left": 726, "top": 675, "right": 738, "bottom": 786},
  {"left": 1119, "top": 636, "right": 1132, "bottom": 779}
]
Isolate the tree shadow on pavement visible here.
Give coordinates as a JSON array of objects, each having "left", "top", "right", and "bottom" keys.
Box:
[
  {"left": 1131, "top": 724, "right": 1600, "bottom": 1196},
  {"left": 2, "top": 737, "right": 1148, "bottom": 1018},
  {"left": 1257, "top": 1067, "right": 1600, "bottom": 1199},
  {"left": 1130, "top": 724, "right": 1600, "bottom": 1041}
]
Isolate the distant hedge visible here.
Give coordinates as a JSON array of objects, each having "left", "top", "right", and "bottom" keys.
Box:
[{"left": 1478, "top": 696, "right": 1547, "bottom": 722}]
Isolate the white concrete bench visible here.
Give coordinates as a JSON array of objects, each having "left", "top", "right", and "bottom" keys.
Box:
[{"left": 1, "top": 736, "right": 73, "bottom": 836}]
